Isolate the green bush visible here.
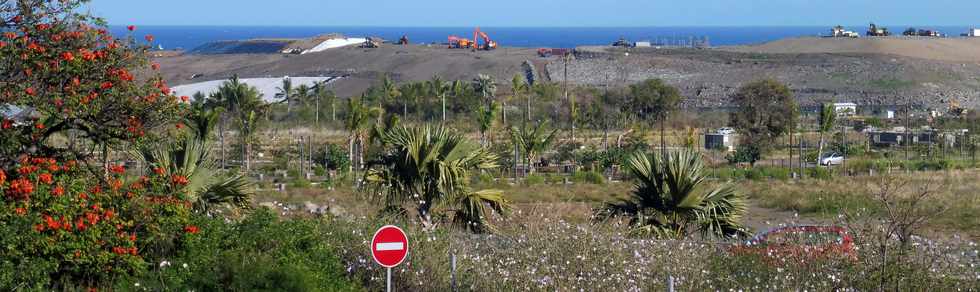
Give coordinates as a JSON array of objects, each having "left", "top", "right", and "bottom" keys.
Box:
[
  {"left": 291, "top": 178, "right": 312, "bottom": 188},
  {"left": 807, "top": 167, "right": 833, "bottom": 179},
  {"left": 571, "top": 171, "right": 605, "bottom": 185},
  {"left": 119, "top": 209, "right": 360, "bottom": 291},
  {"left": 744, "top": 168, "right": 765, "bottom": 181},
  {"left": 524, "top": 174, "right": 546, "bottom": 185}
]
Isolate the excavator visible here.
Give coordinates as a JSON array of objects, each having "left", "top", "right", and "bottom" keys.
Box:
[
  {"left": 448, "top": 27, "right": 497, "bottom": 50},
  {"left": 473, "top": 27, "right": 497, "bottom": 50}
]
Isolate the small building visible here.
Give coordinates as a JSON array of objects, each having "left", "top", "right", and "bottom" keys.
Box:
[
  {"left": 705, "top": 133, "right": 736, "bottom": 151},
  {"left": 868, "top": 131, "right": 908, "bottom": 147},
  {"left": 634, "top": 41, "right": 651, "bottom": 47},
  {"left": 830, "top": 102, "right": 858, "bottom": 117},
  {"left": 968, "top": 28, "right": 980, "bottom": 37}
]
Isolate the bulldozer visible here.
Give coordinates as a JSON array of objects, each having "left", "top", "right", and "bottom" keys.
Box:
[{"left": 867, "top": 23, "right": 891, "bottom": 36}]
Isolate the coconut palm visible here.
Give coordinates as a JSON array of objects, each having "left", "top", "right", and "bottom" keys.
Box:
[
  {"left": 135, "top": 106, "right": 252, "bottom": 214},
  {"left": 511, "top": 74, "right": 530, "bottom": 121},
  {"left": 817, "top": 103, "right": 836, "bottom": 167},
  {"left": 209, "top": 75, "right": 265, "bottom": 173},
  {"left": 428, "top": 76, "right": 449, "bottom": 122},
  {"left": 275, "top": 77, "right": 295, "bottom": 115},
  {"left": 380, "top": 74, "right": 400, "bottom": 109},
  {"left": 366, "top": 125, "right": 508, "bottom": 233},
  {"left": 508, "top": 121, "right": 559, "bottom": 175},
  {"left": 344, "top": 97, "right": 382, "bottom": 177},
  {"left": 597, "top": 149, "right": 748, "bottom": 239}
]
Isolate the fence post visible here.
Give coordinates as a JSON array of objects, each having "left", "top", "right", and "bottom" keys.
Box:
[
  {"left": 451, "top": 253, "right": 457, "bottom": 292},
  {"left": 666, "top": 275, "right": 675, "bottom": 292}
]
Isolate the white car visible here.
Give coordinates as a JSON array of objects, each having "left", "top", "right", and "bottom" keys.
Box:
[
  {"left": 819, "top": 153, "right": 844, "bottom": 166},
  {"left": 716, "top": 127, "right": 736, "bottom": 135}
]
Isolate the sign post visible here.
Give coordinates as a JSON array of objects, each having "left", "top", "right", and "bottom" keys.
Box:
[{"left": 371, "top": 225, "right": 409, "bottom": 292}]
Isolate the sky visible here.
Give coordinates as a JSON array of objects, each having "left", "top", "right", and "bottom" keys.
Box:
[{"left": 87, "top": 0, "right": 980, "bottom": 27}]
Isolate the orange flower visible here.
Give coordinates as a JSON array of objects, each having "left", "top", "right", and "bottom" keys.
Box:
[
  {"left": 0, "top": 169, "right": 5, "bottom": 185},
  {"left": 7, "top": 178, "right": 34, "bottom": 200},
  {"left": 14, "top": 207, "right": 26, "bottom": 216},
  {"left": 34, "top": 122, "right": 44, "bottom": 130},
  {"left": 184, "top": 225, "right": 199, "bottom": 234},
  {"left": 61, "top": 51, "right": 74, "bottom": 62},
  {"left": 153, "top": 167, "right": 165, "bottom": 175},
  {"left": 109, "top": 164, "right": 125, "bottom": 174},
  {"left": 171, "top": 175, "right": 189, "bottom": 186},
  {"left": 100, "top": 82, "right": 113, "bottom": 90},
  {"left": 38, "top": 173, "right": 53, "bottom": 184},
  {"left": 180, "top": 95, "right": 189, "bottom": 102},
  {"left": 51, "top": 185, "right": 64, "bottom": 196}
]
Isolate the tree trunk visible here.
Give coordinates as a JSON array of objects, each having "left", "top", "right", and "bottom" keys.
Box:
[
  {"left": 315, "top": 96, "right": 320, "bottom": 126},
  {"left": 442, "top": 94, "right": 447, "bottom": 122},
  {"left": 527, "top": 93, "right": 532, "bottom": 122},
  {"left": 817, "top": 131, "right": 826, "bottom": 168},
  {"left": 502, "top": 101, "right": 507, "bottom": 126}
]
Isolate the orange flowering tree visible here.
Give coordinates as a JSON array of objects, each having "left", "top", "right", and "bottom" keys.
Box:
[{"left": 1, "top": 0, "right": 194, "bottom": 288}]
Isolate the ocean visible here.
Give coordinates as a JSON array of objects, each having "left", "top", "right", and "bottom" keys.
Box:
[{"left": 109, "top": 25, "right": 975, "bottom": 51}]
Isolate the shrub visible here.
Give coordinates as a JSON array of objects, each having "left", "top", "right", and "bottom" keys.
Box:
[
  {"left": 314, "top": 143, "right": 351, "bottom": 174},
  {"left": 571, "top": 171, "right": 605, "bottom": 185},
  {"left": 807, "top": 167, "right": 833, "bottom": 180},
  {"left": 523, "top": 174, "right": 546, "bottom": 185},
  {"left": 119, "top": 209, "right": 359, "bottom": 291}
]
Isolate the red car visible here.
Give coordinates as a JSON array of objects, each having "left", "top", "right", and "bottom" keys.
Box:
[{"left": 729, "top": 225, "right": 856, "bottom": 264}]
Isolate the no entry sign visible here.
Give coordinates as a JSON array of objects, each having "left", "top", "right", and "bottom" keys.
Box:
[{"left": 371, "top": 225, "right": 409, "bottom": 268}]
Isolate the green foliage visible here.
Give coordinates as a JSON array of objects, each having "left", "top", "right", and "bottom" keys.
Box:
[
  {"left": 523, "top": 174, "right": 546, "bottom": 185},
  {"left": 729, "top": 79, "right": 799, "bottom": 158},
  {"left": 121, "top": 209, "right": 360, "bottom": 291},
  {"left": 571, "top": 171, "right": 605, "bottom": 185},
  {"left": 627, "top": 79, "right": 681, "bottom": 122},
  {"left": 366, "top": 125, "right": 508, "bottom": 233},
  {"left": 726, "top": 144, "right": 762, "bottom": 166},
  {"left": 315, "top": 143, "right": 352, "bottom": 173},
  {"left": 598, "top": 149, "right": 749, "bottom": 238}
]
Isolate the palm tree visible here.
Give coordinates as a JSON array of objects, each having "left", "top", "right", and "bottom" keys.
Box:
[
  {"left": 817, "top": 103, "right": 836, "bottom": 167},
  {"left": 344, "top": 97, "right": 382, "bottom": 178},
  {"left": 428, "top": 76, "right": 449, "bottom": 122},
  {"left": 381, "top": 74, "right": 400, "bottom": 110},
  {"left": 476, "top": 101, "right": 499, "bottom": 147},
  {"left": 511, "top": 74, "right": 530, "bottom": 122},
  {"left": 210, "top": 75, "right": 265, "bottom": 173},
  {"left": 473, "top": 74, "right": 497, "bottom": 106},
  {"left": 275, "top": 77, "right": 295, "bottom": 115},
  {"left": 366, "top": 125, "right": 508, "bottom": 233},
  {"left": 313, "top": 81, "right": 336, "bottom": 125},
  {"left": 135, "top": 106, "right": 253, "bottom": 214},
  {"left": 597, "top": 149, "right": 748, "bottom": 239},
  {"left": 508, "top": 121, "right": 559, "bottom": 175}
]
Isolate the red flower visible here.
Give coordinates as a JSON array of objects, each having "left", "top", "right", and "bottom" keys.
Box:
[
  {"left": 151, "top": 63, "right": 160, "bottom": 70},
  {"left": 38, "top": 173, "right": 53, "bottom": 184},
  {"left": 184, "top": 225, "right": 199, "bottom": 234},
  {"left": 2, "top": 32, "right": 15, "bottom": 39},
  {"left": 34, "top": 122, "right": 44, "bottom": 130},
  {"left": 51, "top": 185, "right": 64, "bottom": 196},
  {"left": 61, "top": 51, "right": 74, "bottom": 61},
  {"left": 109, "top": 164, "right": 125, "bottom": 174},
  {"left": 180, "top": 95, "right": 189, "bottom": 102},
  {"left": 144, "top": 35, "right": 154, "bottom": 42},
  {"left": 25, "top": 87, "right": 36, "bottom": 96},
  {"left": 153, "top": 167, "right": 165, "bottom": 175},
  {"left": 127, "top": 25, "right": 136, "bottom": 31},
  {"left": 2, "top": 119, "right": 12, "bottom": 129},
  {"left": 175, "top": 123, "right": 184, "bottom": 129},
  {"left": 7, "top": 178, "right": 34, "bottom": 200},
  {"left": 171, "top": 175, "right": 189, "bottom": 186},
  {"left": 0, "top": 169, "right": 5, "bottom": 185},
  {"left": 100, "top": 82, "right": 113, "bottom": 90},
  {"left": 14, "top": 207, "right": 26, "bottom": 216},
  {"left": 0, "top": 41, "right": 6, "bottom": 48}
]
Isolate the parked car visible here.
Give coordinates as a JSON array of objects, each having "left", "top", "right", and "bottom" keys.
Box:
[
  {"left": 729, "top": 225, "right": 856, "bottom": 264},
  {"left": 716, "top": 127, "right": 736, "bottom": 135},
  {"left": 819, "top": 152, "right": 844, "bottom": 166}
]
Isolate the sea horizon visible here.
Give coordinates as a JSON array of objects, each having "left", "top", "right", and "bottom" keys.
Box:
[{"left": 110, "top": 25, "right": 978, "bottom": 51}]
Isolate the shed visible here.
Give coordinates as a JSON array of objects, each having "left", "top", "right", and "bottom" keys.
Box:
[
  {"left": 705, "top": 133, "right": 735, "bottom": 151},
  {"left": 830, "top": 102, "right": 857, "bottom": 116}
]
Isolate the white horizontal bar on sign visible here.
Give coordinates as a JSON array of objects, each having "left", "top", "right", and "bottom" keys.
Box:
[{"left": 376, "top": 242, "right": 404, "bottom": 251}]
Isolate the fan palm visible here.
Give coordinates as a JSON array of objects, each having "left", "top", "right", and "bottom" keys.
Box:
[
  {"left": 508, "top": 121, "right": 559, "bottom": 175},
  {"left": 366, "top": 125, "right": 507, "bottom": 233},
  {"left": 135, "top": 107, "right": 253, "bottom": 214},
  {"left": 597, "top": 149, "right": 748, "bottom": 239}
]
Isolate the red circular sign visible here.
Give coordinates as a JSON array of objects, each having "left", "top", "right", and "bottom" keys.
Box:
[{"left": 371, "top": 225, "right": 409, "bottom": 268}]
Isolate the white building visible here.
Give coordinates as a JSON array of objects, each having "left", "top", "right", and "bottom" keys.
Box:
[
  {"left": 969, "top": 28, "right": 980, "bottom": 37},
  {"left": 831, "top": 102, "right": 857, "bottom": 116}
]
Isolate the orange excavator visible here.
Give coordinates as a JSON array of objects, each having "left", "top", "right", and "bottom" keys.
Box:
[
  {"left": 473, "top": 27, "right": 497, "bottom": 50},
  {"left": 448, "top": 27, "right": 497, "bottom": 50}
]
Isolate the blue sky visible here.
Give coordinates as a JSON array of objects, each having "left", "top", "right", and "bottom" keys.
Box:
[{"left": 87, "top": 0, "right": 980, "bottom": 27}]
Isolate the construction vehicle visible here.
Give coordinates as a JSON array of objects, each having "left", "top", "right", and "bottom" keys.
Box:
[
  {"left": 398, "top": 35, "right": 409, "bottom": 45},
  {"left": 831, "top": 25, "right": 860, "bottom": 38},
  {"left": 612, "top": 37, "right": 632, "bottom": 47},
  {"left": 360, "top": 37, "right": 383, "bottom": 48},
  {"left": 867, "top": 23, "right": 890, "bottom": 37},
  {"left": 448, "top": 27, "right": 497, "bottom": 50},
  {"left": 948, "top": 99, "right": 968, "bottom": 117},
  {"left": 448, "top": 35, "right": 473, "bottom": 49},
  {"left": 473, "top": 27, "right": 497, "bottom": 50}
]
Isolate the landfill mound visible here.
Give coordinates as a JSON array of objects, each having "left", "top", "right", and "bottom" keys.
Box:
[
  {"left": 187, "top": 39, "right": 292, "bottom": 55},
  {"left": 724, "top": 37, "right": 980, "bottom": 62}
]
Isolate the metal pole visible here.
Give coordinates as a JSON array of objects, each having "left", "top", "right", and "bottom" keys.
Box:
[
  {"left": 451, "top": 253, "right": 457, "bottom": 292},
  {"left": 387, "top": 267, "right": 392, "bottom": 292}
]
